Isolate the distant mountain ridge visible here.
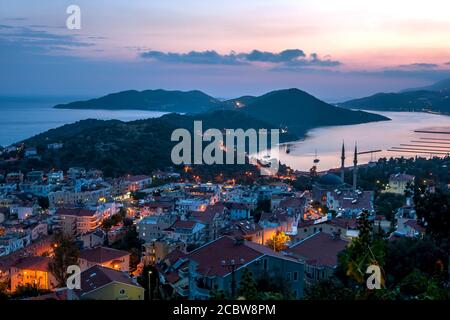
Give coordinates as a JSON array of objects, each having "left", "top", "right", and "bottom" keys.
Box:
[
  {"left": 401, "top": 78, "right": 450, "bottom": 93},
  {"left": 54, "top": 89, "right": 222, "bottom": 113},
  {"left": 236, "top": 88, "right": 388, "bottom": 135},
  {"left": 54, "top": 88, "right": 390, "bottom": 136},
  {"left": 340, "top": 79, "right": 450, "bottom": 115}
]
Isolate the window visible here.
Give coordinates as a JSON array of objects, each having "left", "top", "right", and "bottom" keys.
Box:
[
  {"left": 119, "top": 289, "right": 125, "bottom": 295},
  {"left": 286, "top": 272, "right": 291, "bottom": 281},
  {"left": 293, "top": 271, "right": 298, "bottom": 281},
  {"left": 263, "top": 259, "right": 268, "bottom": 271}
]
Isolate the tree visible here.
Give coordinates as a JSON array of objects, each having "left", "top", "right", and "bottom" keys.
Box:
[
  {"left": 311, "top": 201, "right": 329, "bottom": 215},
  {"left": 375, "top": 193, "right": 404, "bottom": 221},
  {"left": 398, "top": 269, "right": 428, "bottom": 297},
  {"left": 252, "top": 198, "right": 271, "bottom": 222},
  {"left": 137, "top": 265, "right": 158, "bottom": 300},
  {"left": 101, "top": 213, "right": 124, "bottom": 231},
  {"left": 48, "top": 233, "right": 80, "bottom": 287},
  {"left": 11, "top": 283, "right": 50, "bottom": 299},
  {"left": 291, "top": 175, "right": 312, "bottom": 191},
  {"left": 131, "top": 191, "right": 146, "bottom": 201},
  {"left": 209, "top": 286, "right": 227, "bottom": 300},
  {"left": 256, "top": 272, "right": 294, "bottom": 299},
  {"left": 112, "top": 226, "right": 143, "bottom": 271},
  {"left": 258, "top": 292, "right": 284, "bottom": 300},
  {"left": 0, "top": 280, "right": 9, "bottom": 300},
  {"left": 304, "top": 278, "right": 354, "bottom": 300},
  {"left": 414, "top": 187, "right": 450, "bottom": 245},
  {"left": 266, "top": 231, "right": 290, "bottom": 252},
  {"left": 384, "top": 236, "right": 448, "bottom": 288},
  {"left": 337, "top": 211, "right": 386, "bottom": 288},
  {"left": 237, "top": 268, "right": 258, "bottom": 300},
  {"left": 37, "top": 196, "right": 49, "bottom": 210},
  {"left": 118, "top": 207, "right": 127, "bottom": 218}
]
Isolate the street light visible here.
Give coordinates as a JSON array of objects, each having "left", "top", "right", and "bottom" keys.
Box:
[
  {"left": 221, "top": 258, "right": 245, "bottom": 299},
  {"left": 148, "top": 270, "right": 153, "bottom": 300}
]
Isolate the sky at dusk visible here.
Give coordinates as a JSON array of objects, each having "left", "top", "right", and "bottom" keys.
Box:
[{"left": 1, "top": 0, "right": 450, "bottom": 101}]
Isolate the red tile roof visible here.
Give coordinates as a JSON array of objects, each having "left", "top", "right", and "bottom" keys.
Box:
[
  {"left": 188, "top": 236, "right": 262, "bottom": 277},
  {"left": 124, "top": 175, "right": 151, "bottom": 183},
  {"left": 286, "top": 232, "right": 348, "bottom": 267},
  {"left": 227, "top": 202, "right": 251, "bottom": 210},
  {"left": 231, "top": 220, "right": 263, "bottom": 235},
  {"left": 73, "top": 265, "right": 141, "bottom": 297},
  {"left": 0, "top": 236, "right": 53, "bottom": 273},
  {"left": 79, "top": 246, "right": 129, "bottom": 264},
  {"left": 390, "top": 173, "right": 415, "bottom": 182},
  {"left": 404, "top": 220, "right": 425, "bottom": 233},
  {"left": 14, "top": 256, "right": 52, "bottom": 272},
  {"left": 165, "top": 271, "right": 181, "bottom": 284},
  {"left": 172, "top": 220, "right": 197, "bottom": 230},
  {"left": 329, "top": 191, "right": 373, "bottom": 210},
  {"left": 328, "top": 217, "right": 358, "bottom": 230},
  {"left": 146, "top": 202, "right": 174, "bottom": 210},
  {"left": 24, "top": 289, "right": 67, "bottom": 300},
  {"left": 56, "top": 208, "right": 97, "bottom": 217},
  {"left": 279, "top": 197, "right": 305, "bottom": 208},
  {"left": 164, "top": 249, "right": 187, "bottom": 265},
  {"left": 187, "top": 236, "right": 298, "bottom": 277},
  {"left": 205, "top": 203, "right": 227, "bottom": 214},
  {"left": 259, "top": 210, "right": 290, "bottom": 223},
  {"left": 190, "top": 203, "right": 226, "bottom": 224}
]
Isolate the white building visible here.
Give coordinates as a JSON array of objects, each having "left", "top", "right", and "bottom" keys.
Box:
[{"left": 176, "top": 198, "right": 209, "bottom": 214}]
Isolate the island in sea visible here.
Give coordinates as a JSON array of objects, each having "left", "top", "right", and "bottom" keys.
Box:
[
  {"left": 339, "top": 78, "right": 450, "bottom": 115},
  {"left": 53, "top": 88, "right": 389, "bottom": 136}
]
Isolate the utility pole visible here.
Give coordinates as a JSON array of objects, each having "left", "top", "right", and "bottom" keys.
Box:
[{"left": 221, "top": 258, "right": 245, "bottom": 299}]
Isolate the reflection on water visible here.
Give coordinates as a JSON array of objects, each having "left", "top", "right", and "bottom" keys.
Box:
[
  {"left": 0, "top": 100, "right": 167, "bottom": 146},
  {"left": 277, "top": 111, "right": 450, "bottom": 172}
]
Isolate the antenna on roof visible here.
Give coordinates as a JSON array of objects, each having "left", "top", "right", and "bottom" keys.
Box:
[{"left": 313, "top": 149, "right": 320, "bottom": 164}]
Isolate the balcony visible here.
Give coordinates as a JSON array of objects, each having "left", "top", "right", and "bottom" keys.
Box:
[
  {"left": 176, "top": 285, "right": 190, "bottom": 297},
  {"left": 178, "top": 266, "right": 189, "bottom": 278},
  {"left": 192, "top": 285, "right": 210, "bottom": 299}
]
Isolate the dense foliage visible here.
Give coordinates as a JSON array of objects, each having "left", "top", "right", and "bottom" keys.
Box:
[
  {"left": 1, "top": 110, "right": 295, "bottom": 178},
  {"left": 48, "top": 233, "right": 80, "bottom": 287},
  {"left": 306, "top": 189, "right": 450, "bottom": 300}
]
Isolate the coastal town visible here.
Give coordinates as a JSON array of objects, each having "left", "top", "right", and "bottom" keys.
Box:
[{"left": 1, "top": 140, "right": 447, "bottom": 300}]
